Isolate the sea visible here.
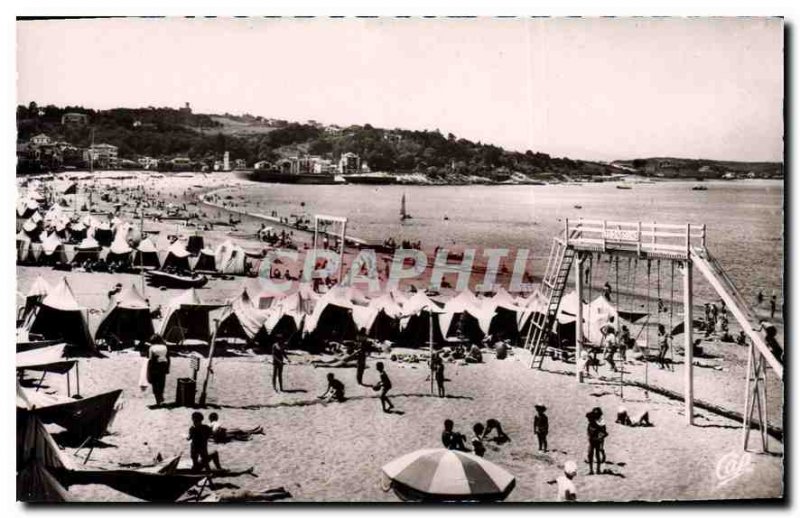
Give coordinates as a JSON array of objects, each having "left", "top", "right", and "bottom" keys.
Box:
[{"left": 228, "top": 179, "right": 784, "bottom": 309}]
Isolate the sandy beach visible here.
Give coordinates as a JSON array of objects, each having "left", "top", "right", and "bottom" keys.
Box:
[
  {"left": 17, "top": 171, "right": 784, "bottom": 502},
  {"left": 34, "top": 346, "right": 782, "bottom": 502}
]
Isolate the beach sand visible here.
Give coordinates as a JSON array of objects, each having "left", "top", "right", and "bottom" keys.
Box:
[
  {"left": 27, "top": 343, "right": 782, "bottom": 503},
  {"left": 18, "top": 172, "right": 784, "bottom": 502}
]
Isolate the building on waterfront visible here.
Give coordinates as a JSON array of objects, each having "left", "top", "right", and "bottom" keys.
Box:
[
  {"left": 235, "top": 158, "right": 247, "bottom": 170},
  {"left": 223, "top": 151, "right": 230, "bottom": 171},
  {"left": 138, "top": 156, "right": 159, "bottom": 170},
  {"left": 30, "top": 133, "right": 52, "bottom": 146},
  {"left": 170, "top": 157, "right": 191, "bottom": 169},
  {"left": 275, "top": 155, "right": 335, "bottom": 175},
  {"left": 61, "top": 112, "right": 89, "bottom": 126},
  {"left": 338, "top": 152, "right": 361, "bottom": 174},
  {"left": 312, "top": 157, "right": 336, "bottom": 174},
  {"left": 180, "top": 102, "right": 192, "bottom": 114},
  {"left": 84, "top": 143, "right": 119, "bottom": 168}
]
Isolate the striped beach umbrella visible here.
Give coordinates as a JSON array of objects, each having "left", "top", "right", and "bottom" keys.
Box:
[{"left": 381, "top": 448, "right": 515, "bottom": 502}]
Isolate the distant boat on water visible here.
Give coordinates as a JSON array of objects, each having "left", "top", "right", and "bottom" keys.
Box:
[
  {"left": 616, "top": 184, "right": 632, "bottom": 190},
  {"left": 692, "top": 185, "right": 708, "bottom": 191},
  {"left": 400, "top": 193, "right": 412, "bottom": 221}
]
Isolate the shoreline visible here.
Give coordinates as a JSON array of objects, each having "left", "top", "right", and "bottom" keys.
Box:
[{"left": 21, "top": 169, "right": 784, "bottom": 187}]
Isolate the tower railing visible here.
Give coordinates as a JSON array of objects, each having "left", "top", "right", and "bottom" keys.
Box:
[{"left": 564, "top": 219, "right": 706, "bottom": 258}]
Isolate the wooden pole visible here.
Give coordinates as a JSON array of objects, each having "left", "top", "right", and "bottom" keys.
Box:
[
  {"left": 429, "top": 311, "right": 434, "bottom": 395},
  {"left": 198, "top": 317, "right": 221, "bottom": 407},
  {"left": 742, "top": 343, "right": 754, "bottom": 450},
  {"left": 339, "top": 219, "right": 347, "bottom": 285},
  {"left": 683, "top": 260, "right": 694, "bottom": 425},
  {"left": 140, "top": 203, "right": 146, "bottom": 294},
  {"left": 575, "top": 253, "right": 584, "bottom": 383}
]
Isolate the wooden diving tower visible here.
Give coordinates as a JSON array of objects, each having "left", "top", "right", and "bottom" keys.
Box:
[{"left": 524, "top": 218, "right": 782, "bottom": 452}]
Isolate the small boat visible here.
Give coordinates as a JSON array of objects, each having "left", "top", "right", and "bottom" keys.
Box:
[
  {"left": 616, "top": 185, "right": 632, "bottom": 190},
  {"left": 20, "top": 387, "right": 123, "bottom": 443},
  {"left": 146, "top": 270, "right": 209, "bottom": 289},
  {"left": 59, "top": 466, "right": 205, "bottom": 503},
  {"left": 574, "top": 205, "right": 583, "bottom": 209},
  {"left": 692, "top": 185, "right": 708, "bottom": 191},
  {"left": 400, "top": 193, "right": 412, "bottom": 221}
]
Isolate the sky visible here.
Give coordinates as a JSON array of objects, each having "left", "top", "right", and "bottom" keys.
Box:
[{"left": 16, "top": 17, "right": 784, "bottom": 162}]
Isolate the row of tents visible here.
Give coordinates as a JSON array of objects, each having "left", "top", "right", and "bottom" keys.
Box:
[
  {"left": 18, "top": 197, "right": 256, "bottom": 275},
  {"left": 17, "top": 230, "right": 253, "bottom": 276},
  {"left": 18, "top": 275, "right": 645, "bottom": 354}
]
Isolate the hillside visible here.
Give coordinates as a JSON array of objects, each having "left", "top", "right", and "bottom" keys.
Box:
[
  {"left": 19, "top": 103, "right": 781, "bottom": 181},
  {"left": 17, "top": 103, "right": 623, "bottom": 180},
  {"left": 612, "top": 157, "right": 782, "bottom": 179}
]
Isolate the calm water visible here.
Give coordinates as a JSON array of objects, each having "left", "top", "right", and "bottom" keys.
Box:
[{"left": 230, "top": 180, "right": 784, "bottom": 306}]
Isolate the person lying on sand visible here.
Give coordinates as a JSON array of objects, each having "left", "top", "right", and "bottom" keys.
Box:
[
  {"left": 465, "top": 344, "right": 483, "bottom": 364},
  {"left": 311, "top": 355, "right": 358, "bottom": 368},
  {"left": 197, "top": 487, "right": 291, "bottom": 503},
  {"left": 441, "top": 419, "right": 469, "bottom": 451},
  {"left": 208, "top": 412, "right": 265, "bottom": 443},
  {"left": 481, "top": 419, "right": 510, "bottom": 444},
  {"left": 319, "top": 373, "right": 346, "bottom": 403},
  {"left": 615, "top": 406, "right": 652, "bottom": 427}
]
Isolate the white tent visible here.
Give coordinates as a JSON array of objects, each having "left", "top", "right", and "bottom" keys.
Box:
[
  {"left": 160, "top": 241, "right": 191, "bottom": 271},
  {"left": 368, "top": 291, "right": 405, "bottom": 319},
  {"left": 215, "top": 240, "right": 246, "bottom": 275},
  {"left": 27, "top": 278, "right": 94, "bottom": 351},
  {"left": 133, "top": 237, "right": 160, "bottom": 269},
  {"left": 190, "top": 247, "right": 216, "bottom": 272},
  {"left": 216, "top": 289, "right": 267, "bottom": 343},
  {"left": 19, "top": 275, "right": 51, "bottom": 327},
  {"left": 75, "top": 236, "right": 100, "bottom": 250},
  {"left": 304, "top": 286, "right": 356, "bottom": 335},
  {"left": 159, "top": 288, "right": 223, "bottom": 344},
  {"left": 556, "top": 293, "right": 631, "bottom": 345},
  {"left": 17, "top": 197, "right": 39, "bottom": 218},
  {"left": 439, "top": 290, "right": 485, "bottom": 339},
  {"left": 40, "top": 233, "right": 62, "bottom": 256},
  {"left": 398, "top": 291, "right": 446, "bottom": 347}
]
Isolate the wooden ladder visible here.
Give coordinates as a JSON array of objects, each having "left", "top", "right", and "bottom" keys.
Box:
[{"left": 526, "top": 237, "right": 576, "bottom": 369}]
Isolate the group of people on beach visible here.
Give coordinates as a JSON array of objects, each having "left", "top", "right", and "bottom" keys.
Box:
[
  {"left": 441, "top": 418, "right": 510, "bottom": 457},
  {"left": 187, "top": 411, "right": 264, "bottom": 472},
  {"left": 382, "top": 237, "right": 422, "bottom": 250},
  {"left": 258, "top": 223, "right": 294, "bottom": 248},
  {"left": 272, "top": 329, "right": 400, "bottom": 413}
]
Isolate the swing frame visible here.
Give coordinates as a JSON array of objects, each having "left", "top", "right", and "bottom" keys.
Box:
[{"left": 549, "top": 218, "right": 782, "bottom": 452}]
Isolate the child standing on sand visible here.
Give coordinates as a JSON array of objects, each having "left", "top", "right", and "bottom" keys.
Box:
[
  {"left": 434, "top": 360, "right": 446, "bottom": 398},
  {"left": 188, "top": 412, "right": 222, "bottom": 472},
  {"left": 374, "top": 362, "right": 395, "bottom": 413},
  {"left": 586, "top": 408, "right": 607, "bottom": 475},
  {"left": 534, "top": 404, "right": 549, "bottom": 452}
]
